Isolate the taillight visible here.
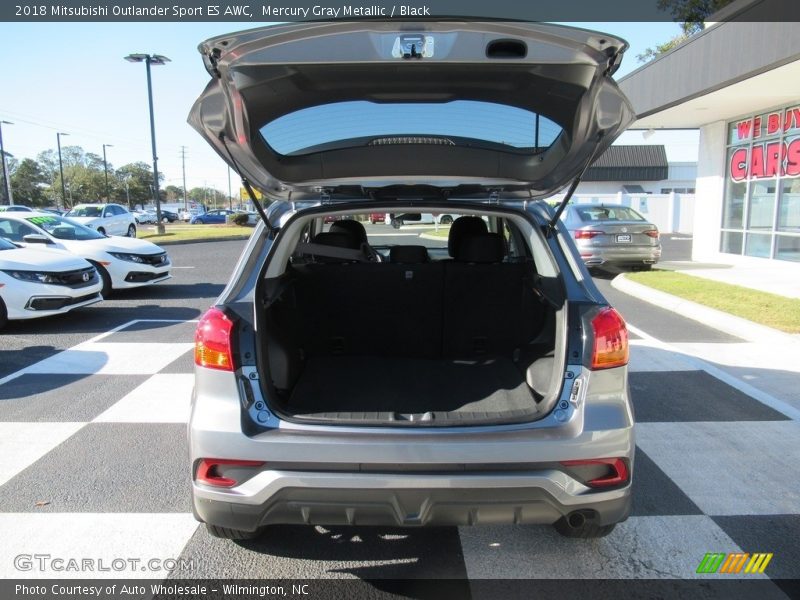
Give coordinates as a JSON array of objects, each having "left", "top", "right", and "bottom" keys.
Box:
[
  {"left": 196, "top": 459, "right": 265, "bottom": 488},
  {"left": 644, "top": 229, "right": 660, "bottom": 239},
  {"left": 195, "top": 307, "right": 235, "bottom": 371},
  {"left": 560, "top": 458, "right": 629, "bottom": 488},
  {"left": 591, "top": 307, "right": 629, "bottom": 370},
  {"left": 575, "top": 230, "right": 604, "bottom": 239}
]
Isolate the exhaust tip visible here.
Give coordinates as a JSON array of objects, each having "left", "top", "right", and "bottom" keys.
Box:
[{"left": 567, "top": 511, "right": 586, "bottom": 528}]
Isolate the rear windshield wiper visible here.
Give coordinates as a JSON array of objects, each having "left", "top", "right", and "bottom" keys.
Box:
[{"left": 219, "top": 133, "right": 275, "bottom": 236}]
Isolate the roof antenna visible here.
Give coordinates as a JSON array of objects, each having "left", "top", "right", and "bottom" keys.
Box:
[{"left": 219, "top": 132, "right": 274, "bottom": 236}]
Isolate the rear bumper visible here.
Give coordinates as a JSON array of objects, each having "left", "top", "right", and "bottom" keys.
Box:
[
  {"left": 578, "top": 244, "right": 661, "bottom": 266},
  {"left": 193, "top": 470, "right": 631, "bottom": 531}
]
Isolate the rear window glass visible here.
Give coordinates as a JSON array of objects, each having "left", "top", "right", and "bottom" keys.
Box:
[
  {"left": 575, "top": 206, "right": 645, "bottom": 222},
  {"left": 261, "top": 101, "right": 562, "bottom": 156}
]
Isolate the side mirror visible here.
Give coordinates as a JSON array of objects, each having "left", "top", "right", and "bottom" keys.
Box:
[{"left": 22, "top": 234, "right": 53, "bottom": 245}]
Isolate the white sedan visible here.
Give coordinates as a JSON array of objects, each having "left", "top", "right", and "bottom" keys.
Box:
[
  {"left": 0, "top": 236, "right": 103, "bottom": 328},
  {"left": 65, "top": 203, "right": 137, "bottom": 237},
  {"left": 0, "top": 212, "right": 171, "bottom": 297}
]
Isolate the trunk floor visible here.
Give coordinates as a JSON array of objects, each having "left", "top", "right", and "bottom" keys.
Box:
[{"left": 288, "top": 355, "right": 535, "bottom": 416}]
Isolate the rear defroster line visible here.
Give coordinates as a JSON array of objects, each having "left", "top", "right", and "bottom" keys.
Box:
[{"left": 626, "top": 323, "right": 800, "bottom": 421}]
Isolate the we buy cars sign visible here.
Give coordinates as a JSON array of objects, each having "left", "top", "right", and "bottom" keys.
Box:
[{"left": 729, "top": 105, "right": 800, "bottom": 181}]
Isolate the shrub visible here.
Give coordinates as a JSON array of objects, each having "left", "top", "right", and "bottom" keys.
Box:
[{"left": 230, "top": 213, "right": 250, "bottom": 226}]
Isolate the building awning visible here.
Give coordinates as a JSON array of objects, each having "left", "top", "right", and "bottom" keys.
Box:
[
  {"left": 584, "top": 145, "right": 669, "bottom": 181},
  {"left": 623, "top": 184, "right": 647, "bottom": 193}
]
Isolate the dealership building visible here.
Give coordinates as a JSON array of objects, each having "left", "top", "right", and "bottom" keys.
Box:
[{"left": 618, "top": 0, "right": 800, "bottom": 267}]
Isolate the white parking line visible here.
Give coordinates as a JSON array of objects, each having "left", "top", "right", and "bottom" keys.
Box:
[{"left": 0, "top": 320, "right": 198, "bottom": 386}]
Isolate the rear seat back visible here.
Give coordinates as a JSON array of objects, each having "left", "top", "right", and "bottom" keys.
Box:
[
  {"left": 287, "top": 234, "right": 542, "bottom": 361},
  {"left": 443, "top": 233, "right": 541, "bottom": 357},
  {"left": 292, "top": 261, "right": 443, "bottom": 359}
]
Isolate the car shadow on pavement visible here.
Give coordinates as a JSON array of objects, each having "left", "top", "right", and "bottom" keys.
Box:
[{"left": 113, "top": 283, "right": 225, "bottom": 301}]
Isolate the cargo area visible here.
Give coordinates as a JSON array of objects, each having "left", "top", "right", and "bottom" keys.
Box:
[{"left": 259, "top": 225, "right": 560, "bottom": 424}]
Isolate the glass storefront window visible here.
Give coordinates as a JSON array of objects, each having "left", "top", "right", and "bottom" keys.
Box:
[
  {"left": 720, "top": 231, "right": 743, "bottom": 255},
  {"left": 775, "top": 235, "right": 800, "bottom": 262},
  {"left": 723, "top": 103, "right": 800, "bottom": 261},
  {"left": 778, "top": 178, "right": 800, "bottom": 232},
  {"left": 744, "top": 232, "right": 772, "bottom": 258},
  {"left": 723, "top": 152, "right": 747, "bottom": 228},
  {"left": 747, "top": 179, "right": 776, "bottom": 230}
]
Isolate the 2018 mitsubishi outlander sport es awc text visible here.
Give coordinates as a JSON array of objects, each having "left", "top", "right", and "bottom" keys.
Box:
[{"left": 188, "top": 20, "right": 636, "bottom": 541}]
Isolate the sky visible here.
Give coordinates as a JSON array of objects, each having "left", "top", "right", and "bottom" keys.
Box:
[{"left": 0, "top": 21, "right": 698, "bottom": 196}]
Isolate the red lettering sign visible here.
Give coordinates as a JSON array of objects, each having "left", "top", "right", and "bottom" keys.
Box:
[
  {"left": 730, "top": 148, "right": 748, "bottom": 181},
  {"left": 736, "top": 120, "right": 753, "bottom": 141},
  {"left": 787, "top": 138, "right": 800, "bottom": 177},
  {"left": 754, "top": 116, "right": 762, "bottom": 138},
  {"left": 767, "top": 113, "right": 781, "bottom": 135},
  {"left": 764, "top": 142, "right": 782, "bottom": 177}
]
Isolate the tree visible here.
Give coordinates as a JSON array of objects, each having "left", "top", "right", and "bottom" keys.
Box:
[
  {"left": 188, "top": 186, "right": 226, "bottom": 209},
  {"left": 637, "top": 0, "right": 735, "bottom": 63},
  {"left": 114, "top": 162, "right": 163, "bottom": 209},
  {"left": 9, "top": 158, "right": 49, "bottom": 207},
  {"left": 163, "top": 185, "right": 184, "bottom": 201}
]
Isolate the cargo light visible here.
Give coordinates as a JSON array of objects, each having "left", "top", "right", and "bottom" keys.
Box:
[
  {"left": 590, "top": 307, "right": 629, "bottom": 370},
  {"left": 196, "top": 458, "right": 265, "bottom": 488},
  {"left": 194, "top": 307, "right": 235, "bottom": 371}
]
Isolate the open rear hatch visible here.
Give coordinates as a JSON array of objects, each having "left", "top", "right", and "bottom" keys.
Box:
[
  {"left": 189, "top": 21, "right": 636, "bottom": 426},
  {"left": 188, "top": 20, "right": 635, "bottom": 206}
]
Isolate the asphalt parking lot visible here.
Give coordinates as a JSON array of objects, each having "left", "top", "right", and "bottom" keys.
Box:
[{"left": 1, "top": 230, "right": 798, "bottom": 593}]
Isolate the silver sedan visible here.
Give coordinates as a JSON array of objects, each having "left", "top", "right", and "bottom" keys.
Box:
[{"left": 562, "top": 205, "right": 661, "bottom": 270}]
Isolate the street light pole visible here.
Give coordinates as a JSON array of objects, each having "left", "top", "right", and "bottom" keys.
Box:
[
  {"left": 125, "top": 53, "right": 170, "bottom": 234},
  {"left": 56, "top": 132, "right": 69, "bottom": 209},
  {"left": 102, "top": 144, "right": 113, "bottom": 201},
  {"left": 0, "top": 120, "right": 13, "bottom": 205}
]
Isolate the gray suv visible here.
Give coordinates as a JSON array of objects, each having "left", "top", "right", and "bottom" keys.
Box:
[{"left": 188, "top": 21, "right": 636, "bottom": 541}]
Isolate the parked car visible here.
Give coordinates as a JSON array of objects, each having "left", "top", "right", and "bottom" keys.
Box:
[
  {"left": 0, "top": 212, "right": 170, "bottom": 297},
  {"left": 132, "top": 210, "right": 156, "bottom": 225},
  {"left": 187, "top": 21, "right": 635, "bottom": 541},
  {"left": 390, "top": 212, "right": 456, "bottom": 228},
  {"left": 0, "top": 205, "right": 35, "bottom": 212},
  {"left": 0, "top": 236, "right": 102, "bottom": 328},
  {"left": 561, "top": 205, "right": 661, "bottom": 270},
  {"left": 146, "top": 209, "right": 179, "bottom": 223},
  {"left": 369, "top": 212, "right": 387, "bottom": 224},
  {"left": 190, "top": 209, "right": 236, "bottom": 224},
  {"left": 65, "top": 203, "right": 137, "bottom": 238}
]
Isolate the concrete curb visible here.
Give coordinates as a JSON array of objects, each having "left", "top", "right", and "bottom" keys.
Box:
[
  {"left": 141, "top": 235, "right": 251, "bottom": 247},
  {"left": 611, "top": 274, "right": 800, "bottom": 345}
]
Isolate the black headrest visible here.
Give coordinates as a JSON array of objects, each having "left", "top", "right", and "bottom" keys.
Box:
[
  {"left": 312, "top": 231, "right": 360, "bottom": 249},
  {"left": 456, "top": 233, "right": 505, "bottom": 263},
  {"left": 330, "top": 219, "right": 368, "bottom": 245},
  {"left": 389, "top": 245, "right": 430, "bottom": 263},
  {"left": 311, "top": 231, "right": 360, "bottom": 263},
  {"left": 447, "top": 216, "right": 488, "bottom": 257}
]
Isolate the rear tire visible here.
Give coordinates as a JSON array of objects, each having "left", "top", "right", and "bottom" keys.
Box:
[
  {"left": 554, "top": 515, "right": 616, "bottom": 538},
  {"left": 126, "top": 224, "right": 136, "bottom": 238},
  {"left": 440, "top": 215, "right": 453, "bottom": 225},
  {"left": 205, "top": 523, "right": 263, "bottom": 540}
]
